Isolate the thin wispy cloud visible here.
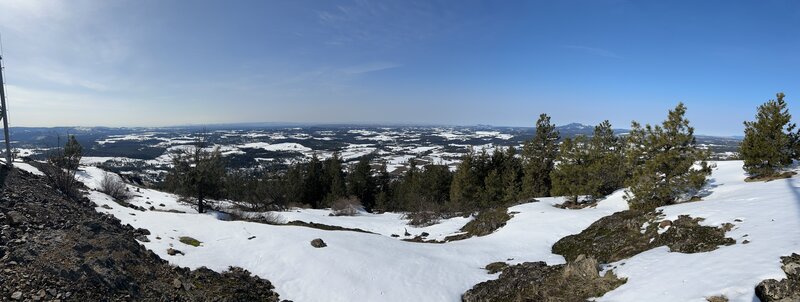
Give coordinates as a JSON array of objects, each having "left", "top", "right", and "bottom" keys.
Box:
[
  {"left": 562, "top": 45, "right": 623, "bottom": 59},
  {"left": 341, "top": 62, "right": 402, "bottom": 75}
]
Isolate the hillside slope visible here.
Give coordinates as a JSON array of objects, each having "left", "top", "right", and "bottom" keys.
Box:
[{"left": 0, "top": 165, "right": 284, "bottom": 301}]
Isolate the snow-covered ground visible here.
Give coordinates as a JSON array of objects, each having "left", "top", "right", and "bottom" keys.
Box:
[
  {"left": 70, "top": 161, "right": 800, "bottom": 302},
  {"left": 75, "top": 165, "right": 627, "bottom": 302},
  {"left": 598, "top": 160, "right": 800, "bottom": 302}
]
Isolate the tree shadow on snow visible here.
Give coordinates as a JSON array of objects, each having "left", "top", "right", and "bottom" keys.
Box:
[
  {"left": 785, "top": 178, "right": 800, "bottom": 217},
  {"left": 696, "top": 177, "right": 721, "bottom": 199}
]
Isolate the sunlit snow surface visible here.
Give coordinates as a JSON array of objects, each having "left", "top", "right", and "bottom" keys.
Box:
[
  {"left": 598, "top": 160, "right": 800, "bottom": 302},
  {"left": 75, "top": 161, "right": 800, "bottom": 302}
]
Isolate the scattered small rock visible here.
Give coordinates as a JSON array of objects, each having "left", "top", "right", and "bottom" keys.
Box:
[
  {"left": 172, "top": 278, "right": 182, "bottom": 289},
  {"left": 10, "top": 291, "right": 22, "bottom": 300},
  {"left": 247, "top": 236, "right": 256, "bottom": 240},
  {"left": 390, "top": 234, "right": 399, "bottom": 238},
  {"left": 743, "top": 240, "right": 750, "bottom": 244},
  {"left": 659, "top": 220, "right": 672, "bottom": 228},
  {"left": 6, "top": 211, "right": 25, "bottom": 226},
  {"left": 707, "top": 295, "right": 728, "bottom": 302},
  {"left": 310, "top": 238, "right": 327, "bottom": 248},
  {"left": 420, "top": 232, "right": 429, "bottom": 237},
  {"left": 721, "top": 223, "right": 735, "bottom": 232},
  {"left": 167, "top": 248, "right": 184, "bottom": 256},
  {"left": 135, "top": 235, "right": 150, "bottom": 242}
]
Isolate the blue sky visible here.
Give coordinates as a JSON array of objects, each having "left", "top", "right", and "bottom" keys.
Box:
[{"left": 0, "top": 0, "right": 798, "bottom": 135}]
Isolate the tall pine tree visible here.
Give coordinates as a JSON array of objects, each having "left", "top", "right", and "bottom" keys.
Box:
[
  {"left": 449, "top": 150, "right": 481, "bottom": 211},
  {"left": 347, "top": 157, "right": 376, "bottom": 210},
  {"left": 587, "top": 120, "right": 626, "bottom": 196},
  {"left": 550, "top": 135, "right": 592, "bottom": 203},
  {"left": 322, "top": 152, "right": 346, "bottom": 206},
  {"left": 625, "top": 103, "right": 711, "bottom": 210},
  {"left": 522, "top": 114, "right": 560, "bottom": 198},
  {"left": 740, "top": 92, "right": 797, "bottom": 178},
  {"left": 501, "top": 146, "right": 523, "bottom": 204},
  {"left": 550, "top": 121, "right": 626, "bottom": 204}
]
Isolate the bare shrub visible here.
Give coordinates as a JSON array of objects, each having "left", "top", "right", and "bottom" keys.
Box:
[
  {"left": 330, "top": 197, "right": 362, "bottom": 216},
  {"left": 405, "top": 211, "right": 440, "bottom": 227},
  {"left": 99, "top": 172, "right": 132, "bottom": 201},
  {"left": 226, "top": 208, "right": 286, "bottom": 225},
  {"left": 45, "top": 135, "right": 83, "bottom": 199}
]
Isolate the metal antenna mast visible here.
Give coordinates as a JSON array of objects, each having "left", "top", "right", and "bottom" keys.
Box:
[{"left": 0, "top": 37, "right": 13, "bottom": 167}]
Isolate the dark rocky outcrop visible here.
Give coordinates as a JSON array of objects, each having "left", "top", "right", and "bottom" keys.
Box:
[
  {"left": 462, "top": 255, "right": 625, "bottom": 302},
  {"left": 553, "top": 210, "right": 735, "bottom": 263},
  {"left": 0, "top": 166, "right": 285, "bottom": 301},
  {"left": 756, "top": 253, "right": 800, "bottom": 301}
]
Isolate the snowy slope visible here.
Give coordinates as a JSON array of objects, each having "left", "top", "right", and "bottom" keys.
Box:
[
  {"left": 597, "top": 161, "right": 800, "bottom": 302},
  {"left": 75, "top": 161, "right": 800, "bottom": 302},
  {"left": 76, "top": 166, "right": 627, "bottom": 302}
]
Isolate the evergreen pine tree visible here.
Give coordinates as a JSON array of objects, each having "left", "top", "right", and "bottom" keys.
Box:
[
  {"left": 166, "top": 146, "right": 226, "bottom": 213},
  {"left": 304, "top": 154, "right": 324, "bottom": 208},
  {"left": 625, "top": 103, "right": 711, "bottom": 210},
  {"left": 550, "top": 121, "right": 626, "bottom": 204},
  {"left": 374, "top": 162, "right": 392, "bottom": 211},
  {"left": 522, "top": 113, "right": 560, "bottom": 198},
  {"left": 449, "top": 151, "right": 481, "bottom": 211},
  {"left": 418, "top": 164, "right": 452, "bottom": 206},
  {"left": 550, "top": 136, "right": 591, "bottom": 203},
  {"left": 481, "top": 169, "right": 503, "bottom": 208},
  {"left": 323, "top": 152, "right": 346, "bottom": 206},
  {"left": 63, "top": 135, "right": 83, "bottom": 170},
  {"left": 501, "top": 146, "right": 523, "bottom": 204},
  {"left": 587, "top": 120, "right": 626, "bottom": 196},
  {"left": 347, "top": 157, "right": 376, "bottom": 210},
  {"left": 740, "top": 92, "right": 797, "bottom": 178},
  {"left": 278, "top": 163, "right": 304, "bottom": 206}
]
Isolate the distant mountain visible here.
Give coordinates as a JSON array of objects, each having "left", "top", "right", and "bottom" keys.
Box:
[{"left": 554, "top": 123, "right": 629, "bottom": 137}]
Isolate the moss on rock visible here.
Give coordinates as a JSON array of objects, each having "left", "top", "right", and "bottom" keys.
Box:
[{"left": 179, "top": 236, "right": 202, "bottom": 247}]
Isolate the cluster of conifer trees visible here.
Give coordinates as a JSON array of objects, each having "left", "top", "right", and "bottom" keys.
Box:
[{"left": 166, "top": 103, "right": 716, "bottom": 214}]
